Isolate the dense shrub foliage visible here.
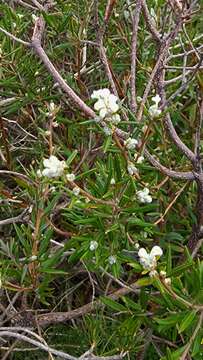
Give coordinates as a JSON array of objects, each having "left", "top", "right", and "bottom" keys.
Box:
[{"left": 0, "top": 1, "right": 202, "bottom": 359}]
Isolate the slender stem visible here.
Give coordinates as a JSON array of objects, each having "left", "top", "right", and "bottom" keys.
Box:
[
  {"left": 144, "top": 149, "right": 195, "bottom": 180},
  {"left": 130, "top": 0, "right": 142, "bottom": 113},
  {"left": 0, "top": 26, "right": 30, "bottom": 46},
  {"left": 141, "top": 0, "right": 161, "bottom": 43}
]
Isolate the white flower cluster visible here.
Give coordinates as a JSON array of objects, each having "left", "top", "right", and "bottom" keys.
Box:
[
  {"left": 136, "top": 188, "right": 152, "bottom": 203},
  {"left": 127, "top": 162, "right": 138, "bottom": 176},
  {"left": 108, "top": 255, "right": 116, "bottom": 265},
  {"left": 38, "top": 155, "right": 66, "bottom": 178},
  {"left": 134, "top": 153, "right": 144, "bottom": 164},
  {"left": 124, "top": 137, "right": 138, "bottom": 150},
  {"left": 91, "top": 89, "right": 121, "bottom": 127},
  {"left": 72, "top": 186, "right": 80, "bottom": 196},
  {"left": 90, "top": 241, "right": 98, "bottom": 251},
  {"left": 66, "top": 173, "right": 76, "bottom": 182},
  {"left": 149, "top": 94, "right": 161, "bottom": 118},
  {"left": 47, "top": 101, "right": 56, "bottom": 117},
  {"left": 138, "top": 246, "right": 163, "bottom": 271}
]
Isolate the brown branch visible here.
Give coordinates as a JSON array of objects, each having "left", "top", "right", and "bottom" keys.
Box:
[
  {"left": 99, "top": 44, "right": 119, "bottom": 96},
  {"left": 130, "top": 0, "right": 142, "bottom": 113},
  {"left": 104, "top": 0, "right": 117, "bottom": 25},
  {"left": 0, "top": 208, "right": 30, "bottom": 227},
  {"left": 10, "top": 0, "right": 37, "bottom": 10},
  {"left": 30, "top": 17, "right": 95, "bottom": 118},
  {"left": 36, "top": 280, "right": 140, "bottom": 327},
  {"left": 0, "top": 26, "right": 30, "bottom": 47},
  {"left": 0, "top": 170, "right": 35, "bottom": 185},
  {"left": 163, "top": 113, "right": 195, "bottom": 163},
  {"left": 141, "top": 0, "right": 161, "bottom": 43},
  {"left": 144, "top": 149, "right": 195, "bottom": 180},
  {"left": 137, "top": 16, "right": 184, "bottom": 122}
]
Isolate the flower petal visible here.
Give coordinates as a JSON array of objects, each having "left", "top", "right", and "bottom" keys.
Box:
[
  {"left": 138, "top": 248, "right": 148, "bottom": 259},
  {"left": 150, "top": 246, "right": 163, "bottom": 258}
]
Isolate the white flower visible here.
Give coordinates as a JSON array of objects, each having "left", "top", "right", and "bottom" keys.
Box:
[
  {"left": 91, "top": 88, "right": 110, "bottom": 100},
  {"left": 46, "top": 101, "right": 57, "bottom": 117},
  {"left": 136, "top": 188, "right": 152, "bottom": 203},
  {"left": 124, "top": 137, "right": 138, "bottom": 150},
  {"left": 149, "top": 105, "right": 161, "bottom": 118},
  {"left": 152, "top": 94, "right": 161, "bottom": 106},
  {"left": 29, "top": 255, "right": 37, "bottom": 262},
  {"left": 13, "top": 22, "right": 17, "bottom": 28},
  {"left": 49, "top": 101, "right": 56, "bottom": 112},
  {"left": 37, "top": 169, "right": 42, "bottom": 178},
  {"left": 164, "top": 277, "right": 171, "bottom": 285},
  {"left": 50, "top": 186, "right": 56, "bottom": 193},
  {"left": 138, "top": 246, "right": 163, "bottom": 270},
  {"left": 160, "top": 270, "right": 167, "bottom": 278},
  {"left": 91, "top": 88, "right": 119, "bottom": 118},
  {"left": 149, "top": 270, "right": 158, "bottom": 277},
  {"left": 41, "top": 155, "right": 66, "bottom": 178},
  {"left": 134, "top": 153, "right": 144, "bottom": 164},
  {"left": 103, "top": 126, "right": 112, "bottom": 136},
  {"left": 149, "top": 94, "right": 161, "bottom": 118},
  {"left": 110, "top": 178, "right": 116, "bottom": 185},
  {"left": 108, "top": 255, "right": 116, "bottom": 265},
  {"left": 66, "top": 173, "right": 75, "bottom": 182},
  {"left": 72, "top": 186, "right": 80, "bottom": 196},
  {"left": 127, "top": 162, "right": 138, "bottom": 176},
  {"left": 110, "top": 113, "right": 121, "bottom": 124},
  {"left": 135, "top": 243, "right": 140, "bottom": 250},
  {"left": 34, "top": 71, "right": 39, "bottom": 76},
  {"left": 90, "top": 241, "right": 98, "bottom": 251},
  {"left": 17, "top": 13, "right": 24, "bottom": 19}
]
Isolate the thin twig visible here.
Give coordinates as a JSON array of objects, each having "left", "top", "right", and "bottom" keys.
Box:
[
  {"left": 0, "top": 208, "right": 30, "bottom": 226},
  {"left": 130, "top": 0, "right": 142, "bottom": 113},
  {"left": 37, "top": 280, "right": 140, "bottom": 327},
  {"left": 0, "top": 27, "right": 30, "bottom": 46},
  {"left": 154, "top": 182, "right": 188, "bottom": 225},
  {"left": 141, "top": 0, "right": 161, "bottom": 43},
  {"left": 144, "top": 149, "right": 194, "bottom": 180}
]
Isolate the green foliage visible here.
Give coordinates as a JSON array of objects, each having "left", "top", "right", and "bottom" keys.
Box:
[{"left": 0, "top": 1, "right": 202, "bottom": 360}]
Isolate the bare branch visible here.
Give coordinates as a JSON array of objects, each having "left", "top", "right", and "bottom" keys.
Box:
[
  {"left": 137, "top": 16, "right": 184, "bottom": 122},
  {"left": 31, "top": 18, "right": 95, "bottom": 118},
  {"left": 144, "top": 149, "right": 195, "bottom": 180},
  {"left": 0, "top": 331, "right": 77, "bottom": 360},
  {"left": 0, "top": 27, "right": 30, "bottom": 47},
  {"left": 130, "top": 0, "right": 142, "bottom": 113},
  {"left": 141, "top": 0, "right": 161, "bottom": 43},
  {"left": 0, "top": 170, "right": 35, "bottom": 184},
  {"left": 31, "top": 0, "right": 45, "bottom": 11},
  {"left": 7, "top": 0, "right": 37, "bottom": 10},
  {"left": 163, "top": 113, "right": 195, "bottom": 162},
  {"left": 0, "top": 208, "right": 30, "bottom": 227},
  {"left": 37, "top": 280, "right": 140, "bottom": 327}
]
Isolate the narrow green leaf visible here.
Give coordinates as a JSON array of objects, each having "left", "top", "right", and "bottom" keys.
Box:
[
  {"left": 178, "top": 310, "right": 197, "bottom": 333},
  {"left": 100, "top": 297, "right": 127, "bottom": 312}
]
